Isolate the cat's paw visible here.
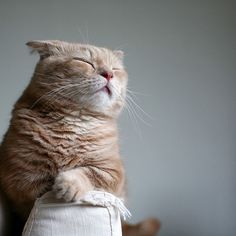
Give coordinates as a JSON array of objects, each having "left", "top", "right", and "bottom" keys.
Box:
[{"left": 53, "top": 171, "right": 92, "bottom": 202}]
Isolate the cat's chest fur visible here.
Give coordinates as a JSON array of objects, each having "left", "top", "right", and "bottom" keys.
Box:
[{"left": 14, "top": 109, "right": 119, "bottom": 170}]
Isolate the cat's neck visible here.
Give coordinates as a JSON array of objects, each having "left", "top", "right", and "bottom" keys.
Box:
[
  {"left": 14, "top": 91, "right": 118, "bottom": 136},
  {"left": 53, "top": 108, "right": 117, "bottom": 130},
  {"left": 15, "top": 86, "right": 119, "bottom": 123},
  {"left": 45, "top": 107, "right": 116, "bottom": 127},
  {"left": 14, "top": 105, "right": 117, "bottom": 134}
]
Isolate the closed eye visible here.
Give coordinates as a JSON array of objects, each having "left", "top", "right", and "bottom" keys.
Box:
[
  {"left": 73, "top": 57, "right": 95, "bottom": 70},
  {"left": 112, "top": 68, "right": 122, "bottom": 71}
]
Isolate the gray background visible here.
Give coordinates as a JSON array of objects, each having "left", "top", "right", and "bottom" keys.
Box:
[{"left": 0, "top": 0, "right": 235, "bottom": 235}]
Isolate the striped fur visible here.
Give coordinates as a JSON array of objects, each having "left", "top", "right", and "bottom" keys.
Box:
[
  {"left": 0, "top": 40, "right": 160, "bottom": 236},
  {"left": 0, "top": 40, "right": 127, "bottom": 218}
]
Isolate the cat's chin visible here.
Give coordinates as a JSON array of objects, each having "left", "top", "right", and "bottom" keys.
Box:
[
  {"left": 78, "top": 91, "right": 123, "bottom": 117},
  {"left": 90, "top": 91, "right": 112, "bottom": 108},
  {"left": 78, "top": 91, "right": 112, "bottom": 111}
]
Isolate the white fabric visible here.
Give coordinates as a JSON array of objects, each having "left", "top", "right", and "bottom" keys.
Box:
[{"left": 22, "top": 191, "right": 131, "bottom": 236}]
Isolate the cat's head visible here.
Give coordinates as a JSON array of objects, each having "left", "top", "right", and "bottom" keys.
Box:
[{"left": 27, "top": 40, "right": 128, "bottom": 118}]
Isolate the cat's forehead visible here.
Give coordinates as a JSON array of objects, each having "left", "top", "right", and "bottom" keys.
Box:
[
  {"left": 27, "top": 40, "right": 123, "bottom": 66},
  {"left": 62, "top": 43, "right": 121, "bottom": 66},
  {"left": 67, "top": 43, "right": 111, "bottom": 59}
]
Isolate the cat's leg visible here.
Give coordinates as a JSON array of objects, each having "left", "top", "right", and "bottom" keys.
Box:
[
  {"left": 53, "top": 162, "right": 125, "bottom": 202},
  {"left": 0, "top": 167, "right": 52, "bottom": 219},
  {"left": 53, "top": 168, "right": 94, "bottom": 202},
  {"left": 0, "top": 170, "right": 52, "bottom": 236},
  {"left": 122, "top": 218, "right": 161, "bottom": 236}
]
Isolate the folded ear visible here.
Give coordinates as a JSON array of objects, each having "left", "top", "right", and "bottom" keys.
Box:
[
  {"left": 26, "top": 40, "right": 62, "bottom": 59},
  {"left": 113, "top": 50, "right": 124, "bottom": 61}
]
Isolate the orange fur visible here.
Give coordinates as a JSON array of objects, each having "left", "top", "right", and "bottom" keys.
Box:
[
  {"left": 0, "top": 40, "right": 160, "bottom": 235},
  {"left": 122, "top": 218, "right": 161, "bottom": 236},
  {"left": 0, "top": 40, "right": 126, "bottom": 217}
]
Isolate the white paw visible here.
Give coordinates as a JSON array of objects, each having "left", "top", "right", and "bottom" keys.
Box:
[{"left": 53, "top": 171, "right": 89, "bottom": 202}]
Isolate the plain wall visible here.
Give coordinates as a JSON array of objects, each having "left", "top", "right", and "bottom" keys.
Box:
[{"left": 0, "top": 1, "right": 235, "bottom": 235}]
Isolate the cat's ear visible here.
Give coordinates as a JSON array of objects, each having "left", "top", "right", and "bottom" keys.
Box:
[
  {"left": 26, "top": 40, "right": 61, "bottom": 59},
  {"left": 113, "top": 50, "right": 124, "bottom": 61}
]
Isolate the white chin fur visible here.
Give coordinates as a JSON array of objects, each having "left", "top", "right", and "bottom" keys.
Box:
[
  {"left": 78, "top": 90, "right": 113, "bottom": 113},
  {"left": 89, "top": 91, "right": 112, "bottom": 108},
  {"left": 76, "top": 78, "right": 124, "bottom": 113}
]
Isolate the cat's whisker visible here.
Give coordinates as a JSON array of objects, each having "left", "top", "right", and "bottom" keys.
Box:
[
  {"left": 77, "top": 27, "right": 88, "bottom": 45},
  {"left": 38, "top": 81, "right": 74, "bottom": 87},
  {"left": 126, "top": 89, "right": 153, "bottom": 128},
  {"left": 62, "top": 86, "right": 84, "bottom": 101},
  {"left": 125, "top": 99, "right": 143, "bottom": 138},
  {"left": 112, "top": 84, "right": 151, "bottom": 137},
  {"left": 85, "top": 24, "right": 90, "bottom": 45},
  {"left": 30, "top": 84, "right": 73, "bottom": 109},
  {"left": 126, "top": 88, "right": 150, "bottom": 97},
  {"left": 126, "top": 99, "right": 151, "bottom": 126},
  {"left": 31, "top": 81, "right": 90, "bottom": 109},
  {"left": 67, "top": 89, "right": 86, "bottom": 101},
  {"left": 109, "top": 84, "right": 143, "bottom": 137},
  {"left": 40, "top": 87, "right": 73, "bottom": 110},
  {"left": 126, "top": 93, "right": 153, "bottom": 120},
  {"left": 43, "top": 84, "right": 86, "bottom": 108},
  {"left": 43, "top": 80, "right": 94, "bottom": 109},
  {"left": 126, "top": 96, "right": 152, "bottom": 127}
]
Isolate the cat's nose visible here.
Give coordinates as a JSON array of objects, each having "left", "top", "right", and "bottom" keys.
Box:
[{"left": 100, "top": 71, "right": 113, "bottom": 81}]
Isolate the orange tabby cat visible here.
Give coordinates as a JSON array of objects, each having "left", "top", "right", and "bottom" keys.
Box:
[{"left": 0, "top": 40, "right": 160, "bottom": 235}]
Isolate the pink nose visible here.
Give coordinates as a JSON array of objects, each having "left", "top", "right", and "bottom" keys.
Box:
[{"left": 101, "top": 71, "right": 113, "bottom": 81}]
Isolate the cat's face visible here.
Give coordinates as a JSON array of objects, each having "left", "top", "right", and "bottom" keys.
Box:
[{"left": 27, "top": 40, "right": 127, "bottom": 117}]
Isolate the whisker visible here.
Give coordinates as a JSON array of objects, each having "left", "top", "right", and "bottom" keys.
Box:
[
  {"left": 109, "top": 84, "right": 143, "bottom": 138},
  {"left": 126, "top": 93, "right": 153, "bottom": 120},
  {"left": 126, "top": 96, "right": 152, "bottom": 127},
  {"left": 37, "top": 85, "right": 76, "bottom": 110},
  {"left": 31, "top": 80, "right": 91, "bottom": 109},
  {"left": 126, "top": 88, "right": 151, "bottom": 97},
  {"left": 125, "top": 99, "right": 143, "bottom": 138},
  {"left": 30, "top": 85, "right": 72, "bottom": 109}
]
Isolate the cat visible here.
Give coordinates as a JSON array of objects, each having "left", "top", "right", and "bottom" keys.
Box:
[
  {"left": 122, "top": 218, "right": 161, "bottom": 236},
  {"left": 0, "top": 40, "right": 160, "bottom": 235}
]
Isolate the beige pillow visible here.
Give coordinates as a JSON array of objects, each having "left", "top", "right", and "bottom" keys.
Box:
[{"left": 22, "top": 191, "right": 131, "bottom": 236}]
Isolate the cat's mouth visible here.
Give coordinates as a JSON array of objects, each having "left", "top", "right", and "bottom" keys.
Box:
[
  {"left": 102, "top": 86, "right": 112, "bottom": 96},
  {"left": 97, "top": 85, "right": 112, "bottom": 96}
]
